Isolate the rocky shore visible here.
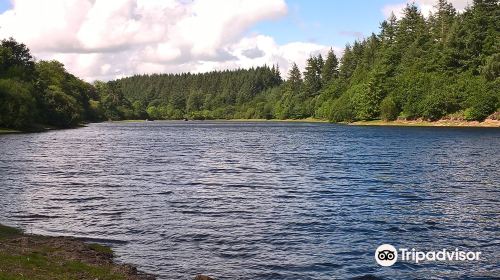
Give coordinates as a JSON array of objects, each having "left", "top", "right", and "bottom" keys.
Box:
[{"left": 0, "top": 224, "right": 155, "bottom": 280}]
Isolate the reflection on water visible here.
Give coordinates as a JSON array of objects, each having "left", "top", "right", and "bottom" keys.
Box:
[{"left": 0, "top": 121, "right": 499, "bottom": 279}]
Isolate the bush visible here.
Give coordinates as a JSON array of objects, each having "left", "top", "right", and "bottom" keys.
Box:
[
  {"left": 464, "top": 93, "right": 498, "bottom": 121},
  {"left": 420, "top": 92, "right": 448, "bottom": 121},
  {"left": 443, "top": 110, "right": 466, "bottom": 121},
  {"left": 380, "top": 96, "right": 399, "bottom": 121}
]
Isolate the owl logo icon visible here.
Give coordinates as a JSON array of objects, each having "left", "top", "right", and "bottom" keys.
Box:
[{"left": 375, "top": 244, "right": 398, "bottom": 266}]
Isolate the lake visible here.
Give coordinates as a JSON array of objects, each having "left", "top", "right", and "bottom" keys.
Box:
[{"left": 0, "top": 121, "right": 499, "bottom": 279}]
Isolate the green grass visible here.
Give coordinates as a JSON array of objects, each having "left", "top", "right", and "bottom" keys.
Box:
[
  {"left": 88, "top": 243, "right": 113, "bottom": 255},
  {"left": 0, "top": 224, "right": 22, "bottom": 239},
  {"left": 0, "top": 252, "right": 125, "bottom": 280},
  {"left": 0, "top": 128, "right": 20, "bottom": 134},
  {"left": 0, "top": 224, "right": 149, "bottom": 280}
]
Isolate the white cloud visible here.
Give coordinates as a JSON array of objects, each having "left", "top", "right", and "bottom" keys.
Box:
[
  {"left": 382, "top": 3, "right": 408, "bottom": 19},
  {"left": 0, "top": 0, "right": 336, "bottom": 81},
  {"left": 382, "top": 0, "right": 471, "bottom": 19},
  {"left": 200, "top": 34, "right": 343, "bottom": 77}
]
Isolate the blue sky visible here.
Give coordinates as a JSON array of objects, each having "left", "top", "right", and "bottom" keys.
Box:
[
  {"left": 252, "top": 0, "right": 392, "bottom": 48},
  {"left": 0, "top": 0, "right": 10, "bottom": 13}
]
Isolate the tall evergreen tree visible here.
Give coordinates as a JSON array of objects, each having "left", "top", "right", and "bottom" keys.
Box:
[
  {"left": 303, "top": 56, "right": 322, "bottom": 96},
  {"left": 287, "top": 63, "right": 303, "bottom": 94},
  {"left": 322, "top": 49, "right": 339, "bottom": 84}
]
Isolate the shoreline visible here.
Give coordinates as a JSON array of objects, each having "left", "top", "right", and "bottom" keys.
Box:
[
  {"left": 0, "top": 124, "right": 88, "bottom": 134},
  {"left": 0, "top": 128, "right": 21, "bottom": 134},
  {"left": 3, "top": 118, "right": 499, "bottom": 134},
  {"left": 219, "top": 118, "right": 328, "bottom": 123},
  {"left": 349, "top": 119, "right": 500, "bottom": 128},
  {"left": 0, "top": 224, "right": 155, "bottom": 280},
  {"left": 109, "top": 118, "right": 328, "bottom": 123},
  {"left": 111, "top": 118, "right": 500, "bottom": 127}
]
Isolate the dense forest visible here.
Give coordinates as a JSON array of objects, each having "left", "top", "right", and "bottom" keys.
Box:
[
  {"left": 0, "top": 0, "right": 498, "bottom": 130},
  {"left": 0, "top": 39, "right": 97, "bottom": 129}
]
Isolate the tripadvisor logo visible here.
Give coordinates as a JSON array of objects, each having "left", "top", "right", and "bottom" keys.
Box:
[
  {"left": 375, "top": 244, "right": 398, "bottom": 266},
  {"left": 375, "top": 244, "right": 482, "bottom": 267}
]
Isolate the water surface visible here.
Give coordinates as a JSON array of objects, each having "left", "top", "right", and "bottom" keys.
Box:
[{"left": 0, "top": 121, "right": 499, "bottom": 279}]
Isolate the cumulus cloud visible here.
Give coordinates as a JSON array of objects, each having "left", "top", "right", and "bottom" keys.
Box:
[
  {"left": 0, "top": 0, "right": 335, "bottom": 81},
  {"left": 221, "top": 34, "right": 342, "bottom": 77},
  {"left": 382, "top": 0, "right": 471, "bottom": 19},
  {"left": 242, "top": 47, "right": 265, "bottom": 59}
]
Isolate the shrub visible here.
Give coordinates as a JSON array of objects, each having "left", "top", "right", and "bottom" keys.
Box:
[
  {"left": 380, "top": 96, "right": 399, "bottom": 121},
  {"left": 420, "top": 92, "right": 448, "bottom": 121},
  {"left": 464, "top": 93, "right": 498, "bottom": 121}
]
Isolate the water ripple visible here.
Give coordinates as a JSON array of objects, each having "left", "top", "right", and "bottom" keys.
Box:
[{"left": 0, "top": 121, "right": 499, "bottom": 279}]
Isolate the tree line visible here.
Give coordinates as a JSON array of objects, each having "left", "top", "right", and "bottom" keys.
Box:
[
  {"left": 0, "top": 0, "right": 498, "bottom": 130},
  {"left": 113, "top": 0, "right": 500, "bottom": 122}
]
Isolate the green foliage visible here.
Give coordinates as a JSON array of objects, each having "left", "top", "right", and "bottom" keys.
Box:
[
  {"left": 0, "top": 79, "right": 36, "bottom": 128},
  {"left": 465, "top": 90, "right": 498, "bottom": 121},
  {"left": 41, "top": 85, "right": 82, "bottom": 127},
  {"left": 0, "top": 38, "right": 36, "bottom": 81},
  {"left": 322, "top": 0, "right": 499, "bottom": 123},
  {"left": 329, "top": 94, "right": 355, "bottom": 122},
  {"left": 481, "top": 53, "right": 500, "bottom": 81},
  {"left": 115, "top": 65, "right": 282, "bottom": 120},
  {"left": 322, "top": 49, "right": 339, "bottom": 84},
  {"left": 352, "top": 73, "right": 386, "bottom": 120},
  {"left": 303, "top": 55, "right": 323, "bottom": 96},
  {"left": 94, "top": 81, "right": 135, "bottom": 120},
  {"left": 420, "top": 91, "right": 449, "bottom": 121},
  {"left": 380, "top": 96, "right": 399, "bottom": 121}
]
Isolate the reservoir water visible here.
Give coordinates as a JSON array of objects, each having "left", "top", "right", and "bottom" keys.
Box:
[{"left": 0, "top": 121, "right": 499, "bottom": 279}]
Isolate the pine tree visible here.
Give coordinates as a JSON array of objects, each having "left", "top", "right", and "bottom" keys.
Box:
[
  {"left": 380, "top": 13, "right": 398, "bottom": 44},
  {"left": 322, "top": 48, "right": 339, "bottom": 84},
  {"left": 303, "top": 56, "right": 322, "bottom": 96},
  {"left": 287, "top": 63, "right": 303, "bottom": 94}
]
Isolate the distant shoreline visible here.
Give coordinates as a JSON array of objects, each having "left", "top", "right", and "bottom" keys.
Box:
[
  {"left": 0, "top": 124, "right": 87, "bottom": 134},
  {"left": 222, "top": 118, "right": 329, "bottom": 123},
  {"left": 109, "top": 118, "right": 328, "bottom": 123},
  {"left": 350, "top": 119, "right": 500, "bottom": 128},
  {"left": 2, "top": 118, "right": 499, "bottom": 134},
  {"left": 110, "top": 118, "right": 500, "bottom": 127},
  {"left": 0, "top": 128, "right": 21, "bottom": 134}
]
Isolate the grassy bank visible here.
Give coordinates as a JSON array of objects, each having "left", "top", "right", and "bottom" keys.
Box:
[
  {"left": 0, "top": 224, "right": 155, "bottom": 280},
  {"left": 0, "top": 123, "right": 89, "bottom": 134},
  {"left": 350, "top": 119, "right": 500, "bottom": 128},
  {"left": 0, "top": 128, "right": 21, "bottom": 134}
]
